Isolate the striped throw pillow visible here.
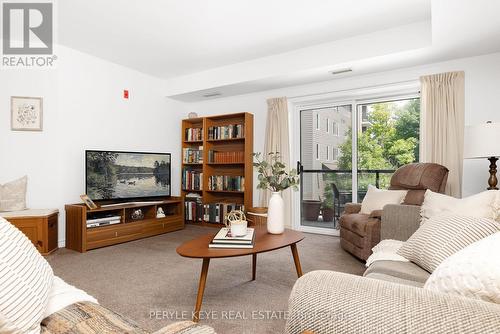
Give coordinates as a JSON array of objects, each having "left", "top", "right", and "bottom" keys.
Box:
[
  {"left": 397, "top": 214, "right": 500, "bottom": 273},
  {"left": 0, "top": 217, "right": 54, "bottom": 334}
]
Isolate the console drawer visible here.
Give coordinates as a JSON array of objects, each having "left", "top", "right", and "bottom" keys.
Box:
[{"left": 87, "top": 224, "right": 142, "bottom": 244}]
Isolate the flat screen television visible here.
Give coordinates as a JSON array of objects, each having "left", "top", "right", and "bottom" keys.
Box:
[{"left": 85, "top": 150, "right": 171, "bottom": 201}]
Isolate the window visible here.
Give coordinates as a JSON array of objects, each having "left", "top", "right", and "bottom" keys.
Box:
[
  {"left": 333, "top": 147, "right": 340, "bottom": 161},
  {"left": 326, "top": 145, "right": 330, "bottom": 160},
  {"left": 326, "top": 119, "right": 330, "bottom": 133},
  {"left": 315, "top": 114, "right": 320, "bottom": 130},
  {"left": 316, "top": 143, "right": 319, "bottom": 160},
  {"left": 332, "top": 121, "right": 339, "bottom": 136}
]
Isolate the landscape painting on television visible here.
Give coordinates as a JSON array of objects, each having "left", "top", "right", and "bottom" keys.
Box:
[{"left": 86, "top": 151, "right": 171, "bottom": 200}]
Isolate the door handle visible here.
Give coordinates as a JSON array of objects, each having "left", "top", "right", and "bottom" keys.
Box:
[{"left": 297, "top": 161, "right": 303, "bottom": 174}]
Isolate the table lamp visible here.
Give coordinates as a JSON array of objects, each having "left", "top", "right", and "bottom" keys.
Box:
[{"left": 464, "top": 121, "right": 500, "bottom": 190}]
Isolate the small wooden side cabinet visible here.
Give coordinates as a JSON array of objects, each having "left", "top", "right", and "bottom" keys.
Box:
[{"left": 1, "top": 209, "right": 59, "bottom": 255}]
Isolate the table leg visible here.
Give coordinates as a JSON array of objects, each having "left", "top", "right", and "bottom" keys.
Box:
[
  {"left": 252, "top": 253, "right": 257, "bottom": 280},
  {"left": 290, "top": 243, "right": 303, "bottom": 277},
  {"left": 193, "top": 258, "right": 210, "bottom": 322}
]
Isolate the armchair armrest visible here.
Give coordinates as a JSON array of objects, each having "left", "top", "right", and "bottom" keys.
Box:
[
  {"left": 369, "top": 209, "right": 383, "bottom": 218},
  {"left": 342, "top": 203, "right": 361, "bottom": 215},
  {"left": 381, "top": 204, "right": 421, "bottom": 241},
  {"left": 286, "top": 271, "right": 500, "bottom": 334}
]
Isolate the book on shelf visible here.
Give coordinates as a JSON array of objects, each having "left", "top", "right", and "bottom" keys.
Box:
[
  {"left": 185, "top": 127, "right": 203, "bottom": 142},
  {"left": 183, "top": 146, "right": 203, "bottom": 164},
  {"left": 182, "top": 169, "right": 203, "bottom": 191},
  {"left": 185, "top": 196, "right": 204, "bottom": 222},
  {"left": 208, "top": 150, "right": 244, "bottom": 164},
  {"left": 203, "top": 203, "right": 245, "bottom": 224},
  {"left": 208, "top": 124, "right": 244, "bottom": 140},
  {"left": 209, "top": 227, "right": 255, "bottom": 248},
  {"left": 208, "top": 175, "right": 245, "bottom": 192}
]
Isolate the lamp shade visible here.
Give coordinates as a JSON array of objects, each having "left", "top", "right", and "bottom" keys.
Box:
[{"left": 464, "top": 122, "right": 500, "bottom": 159}]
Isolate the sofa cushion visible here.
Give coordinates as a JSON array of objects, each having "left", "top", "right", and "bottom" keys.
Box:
[
  {"left": 340, "top": 213, "right": 375, "bottom": 237},
  {"left": 43, "top": 276, "right": 98, "bottom": 319},
  {"left": 41, "top": 302, "right": 148, "bottom": 334},
  {"left": 360, "top": 185, "right": 407, "bottom": 214},
  {"left": 420, "top": 190, "right": 499, "bottom": 224},
  {"left": 364, "top": 272, "right": 425, "bottom": 287},
  {"left": 0, "top": 176, "right": 27, "bottom": 212},
  {"left": 364, "top": 260, "right": 430, "bottom": 284},
  {"left": 389, "top": 163, "right": 448, "bottom": 192},
  {"left": 424, "top": 232, "right": 500, "bottom": 304},
  {"left": 0, "top": 217, "right": 54, "bottom": 334},
  {"left": 397, "top": 214, "right": 500, "bottom": 273},
  {"left": 41, "top": 302, "right": 216, "bottom": 334},
  {"left": 402, "top": 190, "right": 426, "bottom": 206}
]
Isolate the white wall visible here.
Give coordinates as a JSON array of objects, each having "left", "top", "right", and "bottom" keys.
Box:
[
  {"left": 186, "top": 52, "right": 500, "bottom": 200},
  {"left": 0, "top": 46, "right": 186, "bottom": 245},
  {"left": 2, "top": 49, "right": 499, "bottom": 244}
]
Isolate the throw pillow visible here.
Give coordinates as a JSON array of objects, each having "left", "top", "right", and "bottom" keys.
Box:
[
  {"left": 0, "top": 176, "right": 28, "bottom": 212},
  {"left": 424, "top": 232, "right": 500, "bottom": 304},
  {"left": 360, "top": 184, "right": 407, "bottom": 214},
  {"left": 420, "top": 189, "right": 499, "bottom": 224},
  {"left": 397, "top": 214, "right": 500, "bottom": 273},
  {"left": 0, "top": 217, "right": 54, "bottom": 334}
]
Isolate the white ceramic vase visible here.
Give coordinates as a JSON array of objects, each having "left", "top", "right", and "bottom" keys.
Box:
[{"left": 267, "top": 191, "right": 285, "bottom": 234}]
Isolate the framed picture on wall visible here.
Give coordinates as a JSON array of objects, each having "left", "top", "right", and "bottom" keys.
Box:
[{"left": 11, "top": 96, "right": 43, "bottom": 131}]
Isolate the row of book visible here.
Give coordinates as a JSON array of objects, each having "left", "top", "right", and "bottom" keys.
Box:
[
  {"left": 189, "top": 202, "right": 246, "bottom": 224},
  {"left": 182, "top": 169, "right": 203, "bottom": 191},
  {"left": 208, "top": 150, "right": 244, "bottom": 164},
  {"left": 183, "top": 147, "right": 203, "bottom": 164},
  {"left": 208, "top": 124, "right": 244, "bottom": 140},
  {"left": 208, "top": 175, "right": 245, "bottom": 192},
  {"left": 184, "top": 197, "right": 204, "bottom": 222},
  {"left": 185, "top": 127, "right": 203, "bottom": 142}
]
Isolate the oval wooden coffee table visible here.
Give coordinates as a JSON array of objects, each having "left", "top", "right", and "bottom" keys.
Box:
[{"left": 176, "top": 226, "right": 304, "bottom": 322}]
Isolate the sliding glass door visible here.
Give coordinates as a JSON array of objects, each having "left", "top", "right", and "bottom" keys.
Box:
[
  {"left": 299, "top": 104, "right": 353, "bottom": 233},
  {"left": 297, "top": 97, "right": 420, "bottom": 235}
]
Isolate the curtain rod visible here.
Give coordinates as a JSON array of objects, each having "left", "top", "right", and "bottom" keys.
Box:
[{"left": 288, "top": 79, "right": 420, "bottom": 100}]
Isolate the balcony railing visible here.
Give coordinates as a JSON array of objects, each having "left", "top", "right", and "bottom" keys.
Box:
[{"left": 299, "top": 168, "right": 396, "bottom": 189}]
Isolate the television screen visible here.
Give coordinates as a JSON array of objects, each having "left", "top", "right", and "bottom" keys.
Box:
[{"left": 86, "top": 150, "right": 171, "bottom": 200}]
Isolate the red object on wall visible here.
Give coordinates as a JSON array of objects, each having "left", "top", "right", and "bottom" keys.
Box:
[{"left": 123, "top": 90, "right": 129, "bottom": 99}]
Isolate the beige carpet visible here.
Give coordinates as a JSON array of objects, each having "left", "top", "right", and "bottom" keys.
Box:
[{"left": 47, "top": 225, "right": 364, "bottom": 334}]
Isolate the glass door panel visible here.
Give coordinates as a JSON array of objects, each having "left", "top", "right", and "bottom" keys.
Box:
[
  {"left": 299, "top": 105, "right": 352, "bottom": 231},
  {"left": 356, "top": 98, "right": 420, "bottom": 200}
]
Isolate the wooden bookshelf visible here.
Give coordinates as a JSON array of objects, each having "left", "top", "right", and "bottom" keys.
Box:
[{"left": 181, "top": 112, "right": 253, "bottom": 227}]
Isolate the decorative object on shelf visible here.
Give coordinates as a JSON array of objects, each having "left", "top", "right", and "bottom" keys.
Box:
[
  {"left": 224, "top": 210, "right": 248, "bottom": 236},
  {"left": 11, "top": 96, "right": 43, "bottom": 131},
  {"left": 80, "top": 194, "right": 98, "bottom": 210},
  {"left": 156, "top": 207, "right": 166, "bottom": 218},
  {"left": 188, "top": 112, "right": 198, "bottom": 119},
  {"left": 131, "top": 209, "right": 144, "bottom": 220},
  {"left": 253, "top": 152, "right": 299, "bottom": 234},
  {"left": 464, "top": 121, "right": 500, "bottom": 190}
]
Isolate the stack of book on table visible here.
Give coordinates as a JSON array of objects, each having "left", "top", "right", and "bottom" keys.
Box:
[{"left": 209, "top": 228, "right": 255, "bottom": 249}]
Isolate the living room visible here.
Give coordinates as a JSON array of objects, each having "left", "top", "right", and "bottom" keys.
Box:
[{"left": 1, "top": 1, "right": 500, "bottom": 333}]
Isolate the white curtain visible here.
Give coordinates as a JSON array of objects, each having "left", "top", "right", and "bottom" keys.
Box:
[
  {"left": 260, "top": 97, "right": 292, "bottom": 227},
  {"left": 420, "top": 71, "right": 465, "bottom": 197}
]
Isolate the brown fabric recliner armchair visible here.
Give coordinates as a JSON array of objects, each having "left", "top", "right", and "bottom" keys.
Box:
[{"left": 339, "top": 163, "right": 449, "bottom": 261}]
